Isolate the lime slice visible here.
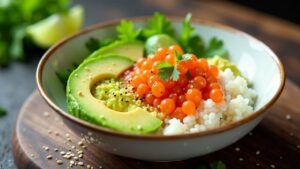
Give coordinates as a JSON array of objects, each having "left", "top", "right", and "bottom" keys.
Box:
[{"left": 27, "top": 5, "right": 84, "bottom": 48}]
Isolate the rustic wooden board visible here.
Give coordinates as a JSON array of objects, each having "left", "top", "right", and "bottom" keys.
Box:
[{"left": 12, "top": 79, "right": 300, "bottom": 169}]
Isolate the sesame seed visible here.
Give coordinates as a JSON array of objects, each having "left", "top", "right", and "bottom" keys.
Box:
[
  {"left": 47, "top": 130, "right": 52, "bottom": 134},
  {"left": 279, "top": 156, "right": 283, "bottom": 159},
  {"left": 56, "top": 160, "right": 63, "bottom": 165},
  {"left": 63, "top": 155, "right": 71, "bottom": 159},
  {"left": 78, "top": 162, "right": 84, "bottom": 166},
  {"left": 46, "top": 155, "right": 52, "bottom": 159},
  {"left": 72, "top": 146, "right": 76, "bottom": 149},
  {"left": 43, "top": 112, "right": 50, "bottom": 117},
  {"left": 239, "top": 158, "right": 243, "bottom": 161},
  {"left": 55, "top": 131, "right": 60, "bottom": 136},
  {"left": 235, "top": 147, "right": 240, "bottom": 152},
  {"left": 70, "top": 160, "right": 75, "bottom": 165},
  {"left": 43, "top": 146, "right": 49, "bottom": 151},
  {"left": 60, "top": 151, "right": 66, "bottom": 155},
  {"left": 74, "top": 157, "right": 79, "bottom": 161},
  {"left": 256, "top": 150, "right": 260, "bottom": 155},
  {"left": 54, "top": 148, "right": 59, "bottom": 152},
  {"left": 87, "top": 164, "right": 91, "bottom": 169},
  {"left": 270, "top": 164, "right": 275, "bottom": 168},
  {"left": 285, "top": 114, "right": 291, "bottom": 120},
  {"left": 256, "top": 163, "right": 260, "bottom": 166},
  {"left": 30, "top": 154, "right": 35, "bottom": 158},
  {"left": 77, "top": 150, "right": 83, "bottom": 154},
  {"left": 78, "top": 141, "right": 84, "bottom": 146},
  {"left": 79, "top": 154, "right": 83, "bottom": 158}
]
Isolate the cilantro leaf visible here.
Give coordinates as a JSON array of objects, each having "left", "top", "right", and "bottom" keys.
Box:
[
  {"left": 142, "top": 12, "right": 175, "bottom": 39},
  {"left": 180, "top": 13, "right": 194, "bottom": 47},
  {"left": 178, "top": 13, "right": 205, "bottom": 57},
  {"left": 0, "top": 106, "right": 7, "bottom": 117},
  {"left": 158, "top": 67, "right": 173, "bottom": 81},
  {"left": 203, "top": 37, "right": 228, "bottom": 58},
  {"left": 171, "top": 66, "right": 180, "bottom": 81},
  {"left": 116, "top": 20, "right": 141, "bottom": 41},
  {"left": 157, "top": 61, "right": 173, "bottom": 69},
  {"left": 56, "top": 63, "right": 78, "bottom": 87},
  {"left": 85, "top": 37, "right": 114, "bottom": 53},
  {"left": 157, "top": 61, "right": 180, "bottom": 81}
]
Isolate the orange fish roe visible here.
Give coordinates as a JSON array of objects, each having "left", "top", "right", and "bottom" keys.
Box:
[{"left": 122, "top": 45, "right": 224, "bottom": 120}]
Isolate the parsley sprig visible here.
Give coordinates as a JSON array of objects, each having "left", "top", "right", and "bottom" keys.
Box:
[{"left": 157, "top": 53, "right": 192, "bottom": 81}]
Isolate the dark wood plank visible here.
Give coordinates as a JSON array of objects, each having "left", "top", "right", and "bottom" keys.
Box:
[{"left": 12, "top": 79, "right": 300, "bottom": 169}]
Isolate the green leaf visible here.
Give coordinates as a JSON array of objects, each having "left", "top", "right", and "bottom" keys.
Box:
[
  {"left": 56, "top": 64, "right": 78, "bottom": 87},
  {"left": 209, "top": 161, "right": 226, "bottom": 169},
  {"left": 157, "top": 61, "right": 173, "bottom": 69},
  {"left": 180, "top": 13, "right": 194, "bottom": 46},
  {"left": 178, "top": 13, "right": 205, "bottom": 57},
  {"left": 85, "top": 37, "right": 114, "bottom": 53},
  {"left": 171, "top": 66, "right": 180, "bottom": 81},
  {"left": 158, "top": 67, "right": 173, "bottom": 81},
  {"left": 116, "top": 20, "right": 141, "bottom": 41},
  {"left": 142, "top": 12, "right": 175, "bottom": 39},
  {"left": 157, "top": 61, "right": 180, "bottom": 81},
  {"left": 203, "top": 37, "right": 228, "bottom": 58},
  {"left": 0, "top": 106, "right": 7, "bottom": 117}
]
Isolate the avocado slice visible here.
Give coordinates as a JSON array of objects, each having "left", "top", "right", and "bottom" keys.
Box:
[
  {"left": 86, "top": 40, "right": 144, "bottom": 62},
  {"left": 67, "top": 55, "right": 162, "bottom": 134}
]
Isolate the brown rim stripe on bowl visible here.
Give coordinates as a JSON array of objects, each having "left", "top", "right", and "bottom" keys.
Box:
[{"left": 36, "top": 16, "right": 285, "bottom": 140}]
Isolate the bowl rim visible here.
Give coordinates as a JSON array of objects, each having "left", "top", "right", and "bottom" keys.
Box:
[{"left": 36, "top": 16, "right": 285, "bottom": 140}]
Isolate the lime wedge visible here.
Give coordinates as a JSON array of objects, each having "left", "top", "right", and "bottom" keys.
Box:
[{"left": 27, "top": 5, "right": 84, "bottom": 48}]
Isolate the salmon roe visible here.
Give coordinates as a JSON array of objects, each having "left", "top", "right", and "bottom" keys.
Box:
[{"left": 123, "top": 45, "right": 224, "bottom": 121}]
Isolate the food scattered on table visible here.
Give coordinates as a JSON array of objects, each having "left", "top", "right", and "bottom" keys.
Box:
[{"left": 64, "top": 12, "right": 256, "bottom": 135}]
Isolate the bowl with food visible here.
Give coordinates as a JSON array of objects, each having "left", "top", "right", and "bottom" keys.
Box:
[{"left": 37, "top": 13, "right": 285, "bottom": 161}]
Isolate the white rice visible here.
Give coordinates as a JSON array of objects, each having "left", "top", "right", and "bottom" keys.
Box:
[{"left": 163, "top": 68, "right": 256, "bottom": 135}]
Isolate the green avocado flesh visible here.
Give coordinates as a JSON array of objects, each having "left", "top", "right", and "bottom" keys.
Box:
[
  {"left": 86, "top": 40, "right": 144, "bottom": 62},
  {"left": 67, "top": 55, "right": 162, "bottom": 134}
]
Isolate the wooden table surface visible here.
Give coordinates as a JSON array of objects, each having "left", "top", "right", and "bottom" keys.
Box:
[{"left": 1, "top": 0, "right": 300, "bottom": 169}]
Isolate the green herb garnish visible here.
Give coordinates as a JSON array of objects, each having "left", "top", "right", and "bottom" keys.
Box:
[
  {"left": 157, "top": 53, "right": 192, "bottom": 81},
  {"left": 0, "top": 106, "right": 7, "bottom": 117},
  {"left": 56, "top": 63, "right": 78, "bottom": 87},
  {"left": 142, "top": 12, "right": 175, "bottom": 39},
  {"left": 85, "top": 37, "right": 115, "bottom": 53},
  {"left": 178, "top": 13, "right": 228, "bottom": 58},
  {"left": 116, "top": 20, "right": 141, "bottom": 41}
]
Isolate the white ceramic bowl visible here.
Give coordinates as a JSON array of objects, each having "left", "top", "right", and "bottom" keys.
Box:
[{"left": 37, "top": 17, "right": 285, "bottom": 161}]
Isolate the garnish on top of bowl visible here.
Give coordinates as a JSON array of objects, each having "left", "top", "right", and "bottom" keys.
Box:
[{"left": 63, "top": 13, "right": 256, "bottom": 135}]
